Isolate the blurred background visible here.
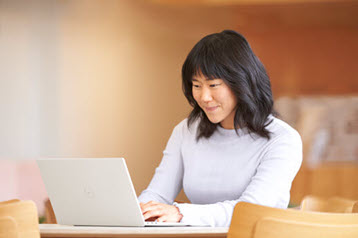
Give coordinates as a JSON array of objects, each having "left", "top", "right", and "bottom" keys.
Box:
[{"left": 0, "top": 0, "right": 357, "bottom": 218}]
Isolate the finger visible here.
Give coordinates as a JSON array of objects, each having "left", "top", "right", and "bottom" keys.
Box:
[
  {"left": 145, "top": 216, "right": 159, "bottom": 222},
  {"left": 141, "top": 200, "right": 157, "bottom": 207},
  {"left": 158, "top": 215, "right": 180, "bottom": 223},
  {"left": 143, "top": 209, "right": 164, "bottom": 220},
  {"left": 141, "top": 201, "right": 157, "bottom": 208},
  {"left": 156, "top": 215, "right": 169, "bottom": 222},
  {"left": 141, "top": 202, "right": 160, "bottom": 212},
  {"left": 139, "top": 203, "right": 148, "bottom": 212},
  {"left": 142, "top": 204, "right": 162, "bottom": 213},
  {"left": 143, "top": 209, "right": 162, "bottom": 220}
]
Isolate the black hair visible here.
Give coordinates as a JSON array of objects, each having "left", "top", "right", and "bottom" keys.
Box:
[{"left": 182, "top": 30, "right": 276, "bottom": 140}]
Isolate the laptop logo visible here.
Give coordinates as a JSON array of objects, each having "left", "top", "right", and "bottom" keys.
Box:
[{"left": 83, "top": 185, "right": 95, "bottom": 199}]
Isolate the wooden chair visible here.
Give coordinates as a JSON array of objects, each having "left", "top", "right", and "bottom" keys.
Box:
[
  {"left": 0, "top": 200, "right": 40, "bottom": 238},
  {"left": 300, "top": 195, "right": 357, "bottom": 213},
  {"left": 44, "top": 198, "right": 57, "bottom": 224},
  {"left": 0, "top": 216, "right": 19, "bottom": 238},
  {"left": 227, "top": 202, "right": 358, "bottom": 238},
  {"left": 0, "top": 199, "right": 20, "bottom": 206},
  {"left": 353, "top": 202, "right": 358, "bottom": 213},
  {"left": 253, "top": 217, "right": 358, "bottom": 238}
]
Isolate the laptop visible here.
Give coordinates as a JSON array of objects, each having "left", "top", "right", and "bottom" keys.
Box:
[{"left": 37, "top": 158, "right": 191, "bottom": 227}]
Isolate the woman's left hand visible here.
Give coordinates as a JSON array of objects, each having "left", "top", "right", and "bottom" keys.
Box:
[{"left": 140, "top": 201, "right": 183, "bottom": 222}]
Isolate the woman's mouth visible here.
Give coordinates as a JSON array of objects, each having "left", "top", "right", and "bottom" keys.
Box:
[{"left": 205, "top": 106, "right": 219, "bottom": 112}]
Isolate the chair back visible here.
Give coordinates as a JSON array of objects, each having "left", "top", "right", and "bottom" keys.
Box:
[
  {"left": 253, "top": 217, "right": 358, "bottom": 238},
  {"left": 353, "top": 202, "right": 358, "bottom": 213},
  {"left": 300, "top": 195, "right": 326, "bottom": 211},
  {"left": 300, "top": 195, "right": 356, "bottom": 213},
  {"left": 228, "top": 202, "right": 358, "bottom": 238},
  {"left": 328, "top": 197, "right": 357, "bottom": 213},
  {"left": 0, "top": 199, "right": 20, "bottom": 206},
  {"left": 44, "top": 199, "right": 57, "bottom": 224},
  {"left": 0, "top": 216, "right": 19, "bottom": 238},
  {"left": 0, "top": 200, "right": 40, "bottom": 238}
]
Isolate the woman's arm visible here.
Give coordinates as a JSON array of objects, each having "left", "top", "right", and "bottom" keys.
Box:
[{"left": 138, "top": 120, "right": 186, "bottom": 205}]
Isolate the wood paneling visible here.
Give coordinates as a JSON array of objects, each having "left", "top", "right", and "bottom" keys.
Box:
[
  {"left": 241, "top": 28, "right": 358, "bottom": 97},
  {"left": 291, "top": 164, "right": 358, "bottom": 204},
  {"left": 229, "top": 3, "right": 358, "bottom": 204},
  {"left": 153, "top": 0, "right": 358, "bottom": 7}
]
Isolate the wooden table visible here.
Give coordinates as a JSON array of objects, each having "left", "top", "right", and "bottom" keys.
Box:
[{"left": 40, "top": 224, "right": 228, "bottom": 238}]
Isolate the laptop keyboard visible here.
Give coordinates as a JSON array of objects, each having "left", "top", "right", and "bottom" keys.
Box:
[{"left": 144, "top": 221, "right": 190, "bottom": 227}]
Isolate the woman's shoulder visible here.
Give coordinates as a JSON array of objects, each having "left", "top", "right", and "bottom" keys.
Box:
[
  {"left": 173, "top": 117, "right": 200, "bottom": 138},
  {"left": 266, "top": 115, "right": 301, "bottom": 142},
  {"left": 264, "top": 116, "right": 303, "bottom": 166}
]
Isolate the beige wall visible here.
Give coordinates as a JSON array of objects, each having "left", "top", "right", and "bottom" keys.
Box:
[
  {"left": 54, "top": 0, "right": 239, "bottom": 198},
  {"left": 0, "top": 0, "right": 237, "bottom": 200}
]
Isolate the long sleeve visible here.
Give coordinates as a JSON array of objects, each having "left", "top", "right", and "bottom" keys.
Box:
[
  {"left": 138, "top": 121, "right": 185, "bottom": 204},
  {"left": 175, "top": 130, "right": 302, "bottom": 227}
]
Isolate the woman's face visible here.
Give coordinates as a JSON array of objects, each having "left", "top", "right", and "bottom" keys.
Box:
[{"left": 192, "top": 73, "right": 237, "bottom": 129}]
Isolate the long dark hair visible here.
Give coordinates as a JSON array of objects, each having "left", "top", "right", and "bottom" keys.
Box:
[{"left": 182, "top": 30, "right": 276, "bottom": 140}]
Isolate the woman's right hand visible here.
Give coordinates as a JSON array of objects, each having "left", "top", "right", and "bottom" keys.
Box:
[{"left": 140, "top": 201, "right": 183, "bottom": 222}]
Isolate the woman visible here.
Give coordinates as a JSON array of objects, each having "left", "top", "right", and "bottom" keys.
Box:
[{"left": 138, "top": 30, "right": 302, "bottom": 227}]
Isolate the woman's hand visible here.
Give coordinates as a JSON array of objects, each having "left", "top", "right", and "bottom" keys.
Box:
[{"left": 140, "top": 201, "right": 183, "bottom": 222}]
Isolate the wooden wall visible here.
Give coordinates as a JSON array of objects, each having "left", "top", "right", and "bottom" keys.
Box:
[
  {"left": 233, "top": 2, "right": 358, "bottom": 97},
  {"left": 229, "top": 2, "right": 358, "bottom": 203}
]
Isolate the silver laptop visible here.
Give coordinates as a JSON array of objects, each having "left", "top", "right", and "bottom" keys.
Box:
[{"left": 37, "top": 158, "right": 190, "bottom": 227}]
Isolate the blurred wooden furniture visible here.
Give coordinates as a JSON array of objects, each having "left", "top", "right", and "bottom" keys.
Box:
[
  {"left": 253, "top": 217, "right": 358, "bottom": 238},
  {"left": 300, "top": 195, "right": 357, "bottom": 213},
  {"left": 0, "top": 199, "right": 20, "bottom": 206},
  {"left": 44, "top": 199, "right": 57, "bottom": 224},
  {"left": 227, "top": 202, "right": 358, "bottom": 238},
  {"left": 353, "top": 202, "right": 358, "bottom": 213},
  {"left": 0, "top": 216, "right": 19, "bottom": 238},
  {"left": 0, "top": 200, "right": 40, "bottom": 238}
]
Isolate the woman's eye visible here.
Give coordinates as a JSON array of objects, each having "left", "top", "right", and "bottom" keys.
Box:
[
  {"left": 193, "top": 85, "right": 200, "bottom": 88},
  {"left": 210, "top": 84, "right": 220, "bottom": 87}
]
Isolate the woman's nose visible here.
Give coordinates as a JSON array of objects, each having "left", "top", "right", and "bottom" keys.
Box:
[{"left": 200, "top": 87, "right": 213, "bottom": 102}]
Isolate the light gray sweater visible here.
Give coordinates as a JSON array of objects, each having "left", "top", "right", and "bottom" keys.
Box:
[{"left": 138, "top": 116, "right": 302, "bottom": 227}]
